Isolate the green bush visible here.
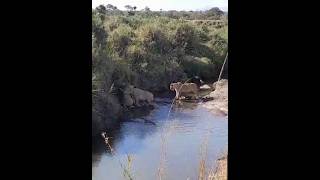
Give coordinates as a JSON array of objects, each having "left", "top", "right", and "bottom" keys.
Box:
[
  {"left": 92, "top": 7, "right": 228, "bottom": 133},
  {"left": 136, "top": 23, "right": 172, "bottom": 54},
  {"left": 180, "top": 56, "right": 217, "bottom": 80},
  {"left": 107, "top": 24, "right": 134, "bottom": 56},
  {"left": 173, "top": 23, "right": 198, "bottom": 51}
]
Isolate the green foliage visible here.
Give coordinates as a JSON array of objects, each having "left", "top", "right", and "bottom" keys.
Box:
[
  {"left": 92, "top": 6, "right": 228, "bottom": 133},
  {"left": 93, "top": 6, "right": 227, "bottom": 88},
  {"left": 208, "top": 25, "right": 228, "bottom": 61},
  {"left": 174, "top": 23, "right": 198, "bottom": 50},
  {"left": 92, "top": 12, "right": 107, "bottom": 48},
  {"left": 136, "top": 23, "right": 171, "bottom": 54},
  {"left": 180, "top": 56, "right": 217, "bottom": 80},
  {"left": 206, "top": 7, "right": 224, "bottom": 19},
  {"left": 107, "top": 24, "right": 134, "bottom": 56}
]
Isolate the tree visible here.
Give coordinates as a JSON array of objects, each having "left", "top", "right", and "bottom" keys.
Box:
[
  {"left": 167, "top": 10, "right": 178, "bottom": 19},
  {"left": 106, "top": 4, "right": 117, "bottom": 10},
  {"left": 125, "top": 5, "right": 137, "bottom": 16},
  {"left": 92, "top": 11, "right": 107, "bottom": 48},
  {"left": 125, "top": 5, "right": 133, "bottom": 11},
  {"left": 96, "top": 5, "right": 106, "bottom": 14},
  {"left": 95, "top": 5, "right": 107, "bottom": 20},
  {"left": 144, "top": 6, "right": 150, "bottom": 11},
  {"left": 206, "top": 7, "right": 224, "bottom": 19}
]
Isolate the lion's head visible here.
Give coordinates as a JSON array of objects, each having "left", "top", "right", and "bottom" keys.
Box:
[{"left": 170, "top": 82, "right": 182, "bottom": 91}]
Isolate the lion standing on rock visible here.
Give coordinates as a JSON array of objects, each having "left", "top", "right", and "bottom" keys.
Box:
[{"left": 170, "top": 82, "right": 199, "bottom": 100}]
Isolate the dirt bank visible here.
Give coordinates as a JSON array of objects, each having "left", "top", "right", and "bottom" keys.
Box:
[{"left": 201, "top": 79, "right": 228, "bottom": 116}]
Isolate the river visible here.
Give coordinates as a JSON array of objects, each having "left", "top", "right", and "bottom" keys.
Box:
[{"left": 92, "top": 97, "right": 228, "bottom": 180}]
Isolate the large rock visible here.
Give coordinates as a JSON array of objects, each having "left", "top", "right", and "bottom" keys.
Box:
[
  {"left": 202, "top": 79, "right": 228, "bottom": 115},
  {"left": 92, "top": 94, "right": 123, "bottom": 136},
  {"left": 210, "top": 79, "right": 228, "bottom": 100},
  {"left": 200, "top": 84, "right": 212, "bottom": 90}
]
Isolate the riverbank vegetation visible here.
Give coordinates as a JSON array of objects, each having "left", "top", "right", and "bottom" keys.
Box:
[{"left": 92, "top": 4, "right": 228, "bottom": 135}]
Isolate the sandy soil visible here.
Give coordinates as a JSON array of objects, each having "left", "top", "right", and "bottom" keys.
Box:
[{"left": 201, "top": 79, "right": 228, "bottom": 116}]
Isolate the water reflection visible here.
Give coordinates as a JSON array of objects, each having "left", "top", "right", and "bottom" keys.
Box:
[
  {"left": 92, "top": 98, "right": 228, "bottom": 180},
  {"left": 173, "top": 100, "right": 199, "bottom": 110}
]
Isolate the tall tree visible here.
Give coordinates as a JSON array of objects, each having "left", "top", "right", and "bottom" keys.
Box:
[
  {"left": 206, "top": 7, "right": 224, "bottom": 18},
  {"left": 144, "top": 6, "right": 150, "bottom": 11},
  {"left": 96, "top": 5, "right": 106, "bottom": 14},
  {"left": 95, "top": 5, "right": 107, "bottom": 20},
  {"left": 124, "top": 5, "right": 133, "bottom": 11},
  {"left": 125, "top": 5, "right": 137, "bottom": 16},
  {"left": 106, "top": 4, "right": 117, "bottom": 10}
]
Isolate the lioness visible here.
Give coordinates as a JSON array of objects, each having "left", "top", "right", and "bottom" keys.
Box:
[
  {"left": 170, "top": 82, "right": 199, "bottom": 100},
  {"left": 124, "top": 85, "right": 154, "bottom": 107},
  {"left": 132, "top": 87, "right": 154, "bottom": 107}
]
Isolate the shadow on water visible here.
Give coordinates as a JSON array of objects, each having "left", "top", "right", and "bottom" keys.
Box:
[
  {"left": 92, "top": 97, "right": 172, "bottom": 156},
  {"left": 173, "top": 100, "right": 199, "bottom": 110}
]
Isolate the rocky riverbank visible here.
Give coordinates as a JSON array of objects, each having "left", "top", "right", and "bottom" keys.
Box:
[
  {"left": 93, "top": 79, "right": 228, "bottom": 138},
  {"left": 201, "top": 79, "right": 228, "bottom": 116},
  {"left": 92, "top": 85, "right": 155, "bottom": 137}
]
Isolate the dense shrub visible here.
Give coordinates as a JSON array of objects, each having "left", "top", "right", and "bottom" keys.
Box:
[
  {"left": 107, "top": 24, "right": 134, "bottom": 56},
  {"left": 180, "top": 56, "right": 217, "bottom": 80},
  {"left": 92, "top": 5, "right": 228, "bottom": 134},
  {"left": 174, "top": 23, "right": 198, "bottom": 51}
]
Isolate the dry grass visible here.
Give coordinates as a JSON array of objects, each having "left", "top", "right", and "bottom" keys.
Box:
[
  {"left": 122, "top": 154, "right": 134, "bottom": 180},
  {"left": 157, "top": 132, "right": 167, "bottom": 180},
  {"left": 157, "top": 121, "right": 177, "bottom": 180},
  {"left": 101, "top": 128, "right": 227, "bottom": 180},
  {"left": 207, "top": 153, "right": 227, "bottom": 180},
  {"left": 102, "top": 132, "right": 135, "bottom": 180},
  {"left": 198, "top": 135, "right": 209, "bottom": 180},
  {"left": 197, "top": 129, "right": 227, "bottom": 180},
  {"left": 198, "top": 158, "right": 207, "bottom": 180}
]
